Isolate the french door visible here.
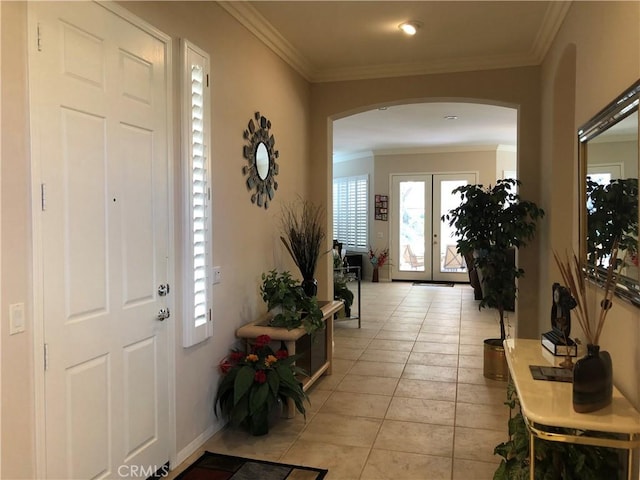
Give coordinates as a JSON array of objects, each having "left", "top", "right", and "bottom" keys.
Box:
[{"left": 390, "top": 173, "right": 477, "bottom": 282}]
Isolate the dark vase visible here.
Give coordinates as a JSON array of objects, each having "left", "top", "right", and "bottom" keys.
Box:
[
  {"left": 247, "top": 407, "right": 269, "bottom": 436},
  {"left": 572, "top": 344, "right": 613, "bottom": 413},
  {"left": 302, "top": 277, "right": 318, "bottom": 297},
  {"left": 372, "top": 266, "right": 379, "bottom": 282}
]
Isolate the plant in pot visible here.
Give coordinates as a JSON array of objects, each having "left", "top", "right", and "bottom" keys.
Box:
[
  {"left": 442, "top": 179, "right": 544, "bottom": 380},
  {"left": 333, "top": 250, "right": 354, "bottom": 317},
  {"left": 260, "top": 270, "right": 324, "bottom": 335},
  {"left": 280, "top": 198, "right": 326, "bottom": 298},
  {"left": 214, "top": 334, "right": 308, "bottom": 436}
]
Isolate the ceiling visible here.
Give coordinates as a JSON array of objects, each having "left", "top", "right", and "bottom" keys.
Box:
[{"left": 219, "top": 1, "right": 571, "bottom": 159}]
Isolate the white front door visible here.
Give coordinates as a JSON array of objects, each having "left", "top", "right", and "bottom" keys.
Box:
[
  {"left": 29, "top": 3, "right": 171, "bottom": 478},
  {"left": 391, "top": 173, "right": 476, "bottom": 283}
]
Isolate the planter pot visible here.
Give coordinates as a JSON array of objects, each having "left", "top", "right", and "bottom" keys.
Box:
[
  {"left": 372, "top": 266, "right": 379, "bottom": 282},
  {"left": 483, "top": 338, "right": 508, "bottom": 381},
  {"left": 573, "top": 344, "right": 613, "bottom": 413},
  {"left": 302, "top": 277, "right": 318, "bottom": 297}
]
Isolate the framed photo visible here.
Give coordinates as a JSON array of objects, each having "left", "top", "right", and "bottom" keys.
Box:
[{"left": 375, "top": 194, "right": 389, "bottom": 221}]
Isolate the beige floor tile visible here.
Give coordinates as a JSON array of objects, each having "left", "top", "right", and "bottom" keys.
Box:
[
  {"left": 331, "top": 358, "right": 355, "bottom": 374},
  {"left": 459, "top": 334, "right": 487, "bottom": 345},
  {"left": 333, "top": 345, "right": 364, "bottom": 360},
  {"left": 374, "top": 420, "right": 454, "bottom": 457},
  {"left": 417, "top": 332, "right": 460, "bottom": 344},
  {"left": 281, "top": 440, "right": 369, "bottom": 480},
  {"left": 386, "top": 397, "right": 455, "bottom": 426},
  {"left": 320, "top": 390, "right": 391, "bottom": 418},
  {"left": 453, "top": 426, "right": 506, "bottom": 463},
  {"left": 456, "top": 383, "right": 506, "bottom": 406},
  {"left": 305, "top": 388, "right": 331, "bottom": 413},
  {"left": 360, "top": 449, "right": 452, "bottom": 480},
  {"left": 394, "top": 378, "right": 457, "bottom": 402},
  {"left": 402, "top": 363, "right": 458, "bottom": 382},
  {"left": 335, "top": 374, "right": 399, "bottom": 396},
  {"left": 359, "top": 348, "right": 410, "bottom": 364},
  {"left": 367, "top": 339, "right": 415, "bottom": 351},
  {"left": 388, "top": 316, "right": 425, "bottom": 324},
  {"left": 381, "top": 323, "right": 422, "bottom": 333},
  {"left": 375, "top": 330, "right": 419, "bottom": 341},
  {"left": 420, "top": 325, "right": 460, "bottom": 335},
  {"left": 349, "top": 360, "right": 405, "bottom": 378},
  {"left": 335, "top": 337, "right": 372, "bottom": 349},
  {"left": 458, "top": 344, "right": 483, "bottom": 356},
  {"left": 413, "top": 341, "right": 459, "bottom": 354},
  {"left": 457, "top": 354, "right": 485, "bottom": 368},
  {"left": 408, "top": 352, "right": 459, "bottom": 367},
  {"left": 334, "top": 327, "right": 380, "bottom": 339},
  {"left": 298, "top": 412, "right": 382, "bottom": 447},
  {"left": 455, "top": 402, "right": 508, "bottom": 431},
  {"left": 457, "top": 367, "right": 506, "bottom": 387},
  {"left": 452, "top": 458, "right": 500, "bottom": 480},
  {"left": 312, "top": 372, "right": 346, "bottom": 391}
]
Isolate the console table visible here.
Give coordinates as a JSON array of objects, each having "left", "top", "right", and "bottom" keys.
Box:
[
  {"left": 504, "top": 338, "right": 640, "bottom": 479},
  {"left": 236, "top": 300, "right": 343, "bottom": 417}
]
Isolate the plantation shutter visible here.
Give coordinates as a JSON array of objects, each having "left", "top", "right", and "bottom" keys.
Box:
[
  {"left": 333, "top": 175, "right": 368, "bottom": 251},
  {"left": 183, "top": 40, "right": 212, "bottom": 347}
]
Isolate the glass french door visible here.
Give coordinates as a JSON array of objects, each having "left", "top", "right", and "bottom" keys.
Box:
[{"left": 391, "top": 173, "right": 477, "bottom": 282}]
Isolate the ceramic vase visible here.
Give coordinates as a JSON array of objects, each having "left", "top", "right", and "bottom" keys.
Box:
[
  {"left": 572, "top": 344, "right": 613, "bottom": 413},
  {"left": 372, "top": 266, "right": 379, "bottom": 282}
]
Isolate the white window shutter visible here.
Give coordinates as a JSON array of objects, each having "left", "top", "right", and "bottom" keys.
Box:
[
  {"left": 333, "top": 175, "right": 369, "bottom": 251},
  {"left": 182, "top": 39, "right": 212, "bottom": 347}
]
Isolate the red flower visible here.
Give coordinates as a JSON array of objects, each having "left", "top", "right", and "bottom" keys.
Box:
[
  {"left": 254, "top": 334, "right": 271, "bottom": 349},
  {"left": 275, "top": 349, "right": 288, "bottom": 360},
  {"left": 254, "top": 370, "right": 267, "bottom": 384},
  {"left": 229, "top": 351, "right": 244, "bottom": 363},
  {"left": 219, "top": 360, "right": 232, "bottom": 374}
]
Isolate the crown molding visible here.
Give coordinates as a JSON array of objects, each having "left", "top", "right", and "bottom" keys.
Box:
[
  {"left": 373, "top": 144, "right": 506, "bottom": 156},
  {"left": 217, "top": 1, "right": 315, "bottom": 81},
  {"left": 531, "top": 1, "right": 572, "bottom": 63},
  {"left": 220, "top": 1, "right": 571, "bottom": 83}
]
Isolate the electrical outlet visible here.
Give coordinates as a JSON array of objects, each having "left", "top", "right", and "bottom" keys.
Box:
[{"left": 213, "top": 266, "right": 222, "bottom": 284}]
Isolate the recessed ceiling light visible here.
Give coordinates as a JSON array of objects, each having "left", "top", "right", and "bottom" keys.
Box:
[
  {"left": 378, "top": 106, "right": 388, "bottom": 111},
  {"left": 399, "top": 21, "right": 422, "bottom": 36},
  {"left": 444, "top": 115, "right": 458, "bottom": 120}
]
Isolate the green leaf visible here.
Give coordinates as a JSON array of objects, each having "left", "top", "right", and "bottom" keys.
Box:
[
  {"left": 233, "top": 366, "right": 255, "bottom": 406},
  {"left": 249, "top": 382, "right": 270, "bottom": 415},
  {"left": 267, "top": 369, "right": 280, "bottom": 396}
]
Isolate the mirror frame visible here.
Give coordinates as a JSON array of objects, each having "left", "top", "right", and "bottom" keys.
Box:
[
  {"left": 578, "top": 79, "right": 640, "bottom": 306},
  {"left": 242, "top": 111, "right": 279, "bottom": 209}
]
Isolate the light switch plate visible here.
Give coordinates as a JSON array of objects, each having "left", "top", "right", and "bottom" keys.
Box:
[
  {"left": 10, "top": 303, "right": 25, "bottom": 335},
  {"left": 213, "top": 266, "right": 222, "bottom": 285}
]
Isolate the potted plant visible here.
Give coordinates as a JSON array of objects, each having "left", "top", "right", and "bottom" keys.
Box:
[
  {"left": 260, "top": 270, "right": 324, "bottom": 335},
  {"left": 368, "top": 246, "right": 390, "bottom": 282},
  {"left": 214, "top": 334, "right": 308, "bottom": 435},
  {"left": 280, "top": 198, "right": 326, "bottom": 297},
  {"left": 442, "top": 179, "right": 544, "bottom": 379},
  {"left": 333, "top": 250, "right": 354, "bottom": 317}
]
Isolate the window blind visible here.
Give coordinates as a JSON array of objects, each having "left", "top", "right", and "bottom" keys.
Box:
[{"left": 333, "top": 175, "right": 368, "bottom": 251}]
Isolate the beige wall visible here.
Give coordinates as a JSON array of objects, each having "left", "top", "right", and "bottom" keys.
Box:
[
  {"left": 1, "top": 1, "right": 310, "bottom": 476},
  {"left": 310, "top": 67, "right": 543, "bottom": 337},
  {"left": 540, "top": 1, "right": 640, "bottom": 409}
]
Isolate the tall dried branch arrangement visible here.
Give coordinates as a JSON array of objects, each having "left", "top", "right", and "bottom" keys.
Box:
[
  {"left": 280, "top": 198, "right": 326, "bottom": 280},
  {"left": 553, "top": 239, "right": 620, "bottom": 346}
]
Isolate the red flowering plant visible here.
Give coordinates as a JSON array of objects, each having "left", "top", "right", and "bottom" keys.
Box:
[
  {"left": 368, "top": 246, "right": 390, "bottom": 267},
  {"left": 214, "top": 334, "right": 308, "bottom": 434}
]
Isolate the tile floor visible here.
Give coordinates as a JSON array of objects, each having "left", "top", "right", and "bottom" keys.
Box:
[{"left": 170, "top": 281, "right": 510, "bottom": 480}]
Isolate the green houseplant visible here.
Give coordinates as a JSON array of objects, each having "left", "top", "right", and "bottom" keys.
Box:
[
  {"left": 443, "top": 179, "right": 544, "bottom": 378},
  {"left": 214, "top": 334, "right": 308, "bottom": 435},
  {"left": 260, "top": 270, "right": 324, "bottom": 335},
  {"left": 333, "top": 251, "right": 354, "bottom": 317},
  {"left": 280, "top": 198, "right": 327, "bottom": 297}
]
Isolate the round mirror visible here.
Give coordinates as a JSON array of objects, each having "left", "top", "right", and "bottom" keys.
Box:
[
  {"left": 255, "top": 142, "right": 270, "bottom": 180},
  {"left": 242, "top": 112, "right": 279, "bottom": 209}
]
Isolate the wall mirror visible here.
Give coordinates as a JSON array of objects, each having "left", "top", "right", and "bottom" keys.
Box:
[
  {"left": 579, "top": 80, "right": 640, "bottom": 306},
  {"left": 242, "top": 112, "right": 279, "bottom": 209}
]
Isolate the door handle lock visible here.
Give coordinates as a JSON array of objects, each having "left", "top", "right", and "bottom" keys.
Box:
[
  {"left": 158, "top": 284, "right": 170, "bottom": 296},
  {"left": 157, "top": 308, "right": 170, "bottom": 321}
]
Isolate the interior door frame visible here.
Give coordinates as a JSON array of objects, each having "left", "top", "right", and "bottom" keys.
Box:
[{"left": 28, "top": 2, "right": 176, "bottom": 476}]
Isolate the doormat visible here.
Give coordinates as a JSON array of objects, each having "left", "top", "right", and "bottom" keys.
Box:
[
  {"left": 412, "top": 281, "right": 455, "bottom": 287},
  {"left": 175, "top": 451, "right": 328, "bottom": 480}
]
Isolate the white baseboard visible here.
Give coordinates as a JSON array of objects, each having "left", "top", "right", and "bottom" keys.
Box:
[{"left": 173, "top": 424, "right": 218, "bottom": 470}]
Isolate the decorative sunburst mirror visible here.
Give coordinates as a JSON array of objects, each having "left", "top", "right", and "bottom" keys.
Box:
[{"left": 242, "top": 112, "right": 279, "bottom": 209}]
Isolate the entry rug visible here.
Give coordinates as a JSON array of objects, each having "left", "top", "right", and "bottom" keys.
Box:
[
  {"left": 412, "top": 281, "right": 455, "bottom": 287},
  {"left": 175, "top": 451, "right": 328, "bottom": 480}
]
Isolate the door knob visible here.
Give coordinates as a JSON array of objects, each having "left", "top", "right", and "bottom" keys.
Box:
[{"left": 157, "top": 308, "right": 170, "bottom": 321}]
